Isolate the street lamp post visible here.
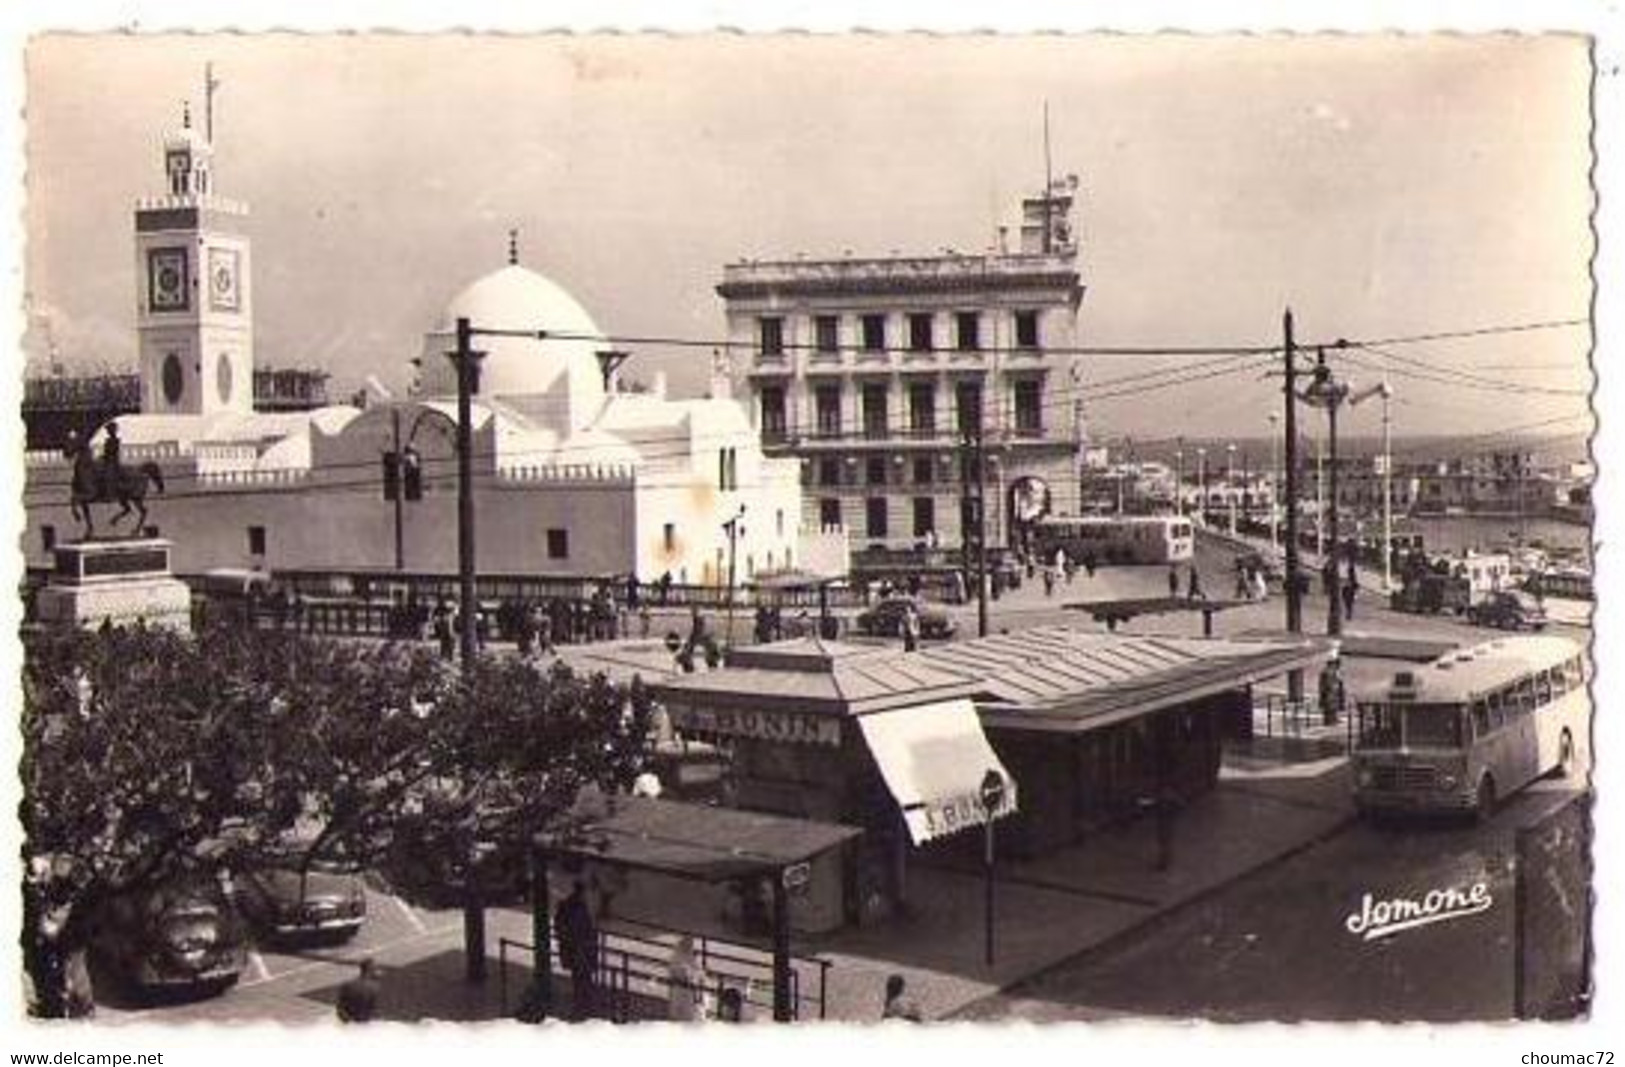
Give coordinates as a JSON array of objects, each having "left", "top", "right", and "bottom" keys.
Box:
[
  {"left": 1196, "top": 447, "right": 1207, "bottom": 527},
  {"left": 1226, "top": 443, "right": 1238, "bottom": 535},
  {"left": 979, "top": 769, "right": 1006, "bottom": 968},
  {"left": 1174, "top": 446, "right": 1185, "bottom": 518},
  {"left": 1268, "top": 412, "right": 1280, "bottom": 550},
  {"left": 1346, "top": 373, "right": 1395, "bottom": 592},
  {"left": 1301, "top": 348, "right": 1351, "bottom": 639},
  {"left": 722, "top": 505, "right": 746, "bottom": 647}
]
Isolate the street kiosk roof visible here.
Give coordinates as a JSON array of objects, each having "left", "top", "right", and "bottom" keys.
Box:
[
  {"left": 541, "top": 796, "right": 861, "bottom": 883},
  {"left": 650, "top": 636, "right": 981, "bottom": 716},
  {"left": 915, "top": 626, "right": 1332, "bottom": 734}
]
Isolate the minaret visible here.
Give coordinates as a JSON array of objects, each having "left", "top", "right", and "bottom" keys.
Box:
[{"left": 134, "top": 71, "right": 254, "bottom": 416}]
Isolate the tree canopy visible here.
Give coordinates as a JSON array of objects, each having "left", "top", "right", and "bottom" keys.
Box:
[{"left": 19, "top": 619, "right": 654, "bottom": 1016}]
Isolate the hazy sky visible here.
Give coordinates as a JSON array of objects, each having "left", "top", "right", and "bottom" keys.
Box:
[{"left": 23, "top": 33, "right": 1595, "bottom": 438}]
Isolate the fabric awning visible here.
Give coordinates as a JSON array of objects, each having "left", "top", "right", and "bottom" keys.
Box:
[{"left": 856, "top": 698, "right": 1017, "bottom": 845}]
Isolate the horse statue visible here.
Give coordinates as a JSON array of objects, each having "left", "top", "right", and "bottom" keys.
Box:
[{"left": 65, "top": 431, "right": 165, "bottom": 539}]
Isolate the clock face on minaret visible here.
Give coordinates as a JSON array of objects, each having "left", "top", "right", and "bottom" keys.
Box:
[
  {"left": 147, "top": 247, "right": 191, "bottom": 312},
  {"left": 208, "top": 247, "right": 241, "bottom": 312}
]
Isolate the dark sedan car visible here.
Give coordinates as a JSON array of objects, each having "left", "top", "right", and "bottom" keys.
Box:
[
  {"left": 232, "top": 857, "right": 368, "bottom": 944},
  {"left": 93, "top": 879, "right": 247, "bottom": 998},
  {"left": 1467, "top": 590, "right": 1548, "bottom": 631},
  {"left": 855, "top": 596, "right": 957, "bottom": 640}
]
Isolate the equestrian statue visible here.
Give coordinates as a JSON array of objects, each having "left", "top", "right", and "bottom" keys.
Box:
[{"left": 65, "top": 422, "right": 166, "bottom": 539}]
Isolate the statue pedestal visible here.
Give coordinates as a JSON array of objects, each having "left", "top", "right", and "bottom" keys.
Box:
[{"left": 35, "top": 539, "right": 192, "bottom": 632}]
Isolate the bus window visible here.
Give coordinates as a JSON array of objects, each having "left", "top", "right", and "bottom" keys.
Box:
[
  {"left": 1535, "top": 670, "right": 1553, "bottom": 706},
  {"left": 1516, "top": 677, "right": 1536, "bottom": 714},
  {"left": 1357, "top": 703, "right": 1400, "bottom": 748},
  {"left": 1550, "top": 665, "right": 1569, "bottom": 697},
  {"left": 1566, "top": 657, "right": 1585, "bottom": 690},
  {"left": 1487, "top": 690, "right": 1505, "bottom": 730},
  {"left": 1470, "top": 699, "right": 1491, "bottom": 738},
  {"left": 1404, "top": 704, "right": 1464, "bottom": 749}
]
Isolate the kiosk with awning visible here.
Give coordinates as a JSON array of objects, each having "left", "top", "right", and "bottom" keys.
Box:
[{"left": 650, "top": 637, "right": 1018, "bottom": 924}]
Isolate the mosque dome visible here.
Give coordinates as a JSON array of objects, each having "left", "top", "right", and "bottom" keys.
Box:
[{"left": 418, "top": 262, "right": 607, "bottom": 418}]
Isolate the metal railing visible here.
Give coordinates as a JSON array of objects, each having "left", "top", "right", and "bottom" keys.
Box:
[{"left": 497, "top": 915, "right": 831, "bottom": 1022}]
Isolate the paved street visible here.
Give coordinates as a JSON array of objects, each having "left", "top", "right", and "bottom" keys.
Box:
[{"left": 952, "top": 776, "right": 1587, "bottom": 1022}]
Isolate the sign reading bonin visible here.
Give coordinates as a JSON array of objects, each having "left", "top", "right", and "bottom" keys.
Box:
[{"left": 670, "top": 705, "right": 841, "bottom": 747}]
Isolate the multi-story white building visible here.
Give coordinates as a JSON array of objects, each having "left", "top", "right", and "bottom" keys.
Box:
[{"left": 715, "top": 183, "right": 1086, "bottom": 555}]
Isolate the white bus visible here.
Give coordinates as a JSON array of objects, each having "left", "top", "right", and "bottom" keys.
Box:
[
  {"left": 1031, "top": 515, "right": 1195, "bottom": 566},
  {"left": 1352, "top": 635, "right": 1588, "bottom": 821}
]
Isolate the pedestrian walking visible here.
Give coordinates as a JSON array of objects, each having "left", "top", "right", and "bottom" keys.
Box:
[
  {"left": 1187, "top": 567, "right": 1204, "bottom": 601},
  {"left": 1167, "top": 564, "right": 1180, "bottom": 598},
  {"left": 881, "top": 974, "right": 923, "bottom": 1021},
  {"left": 555, "top": 881, "right": 599, "bottom": 1020},
  {"left": 336, "top": 958, "right": 381, "bottom": 1023},
  {"left": 1042, "top": 566, "right": 1057, "bottom": 598},
  {"left": 666, "top": 935, "right": 711, "bottom": 1022},
  {"left": 1252, "top": 567, "right": 1269, "bottom": 602},
  {"left": 1234, "top": 562, "right": 1250, "bottom": 601},
  {"left": 901, "top": 603, "right": 921, "bottom": 653},
  {"left": 432, "top": 598, "right": 455, "bottom": 660}
]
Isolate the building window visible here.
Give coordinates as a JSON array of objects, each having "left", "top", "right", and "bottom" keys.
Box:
[
  {"left": 866, "top": 497, "right": 889, "bottom": 539},
  {"left": 41, "top": 525, "right": 55, "bottom": 553},
  {"left": 247, "top": 525, "right": 266, "bottom": 556},
  {"left": 776, "top": 508, "right": 785, "bottom": 536},
  {"left": 956, "top": 381, "right": 984, "bottom": 435},
  {"left": 1014, "top": 380, "right": 1043, "bottom": 435},
  {"left": 867, "top": 456, "right": 888, "bottom": 486},
  {"left": 908, "top": 382, "right": 936, "bottom": 435},
  {"left": 956, "top": 311, "right": 981, "bottom": 351},
  {"left": 663, "top": 523, "right": 676, "bottom": 553},
  {"left": 819, "top": 498, "right": 841, "bottom": 528},
  {"left": 816, "top": 385, "right": 842, "bottom": 437},
  {"left": 908, "top": 313, "right": 934, "bottom": 352},
  {"left": 913, "top": 456, "right": 934, "bottom": 486},
  {"left": 547, "top": 528, "right": 569, "bottom": 560},
  {"left": 760, "top": 386, "right": 787, "bottom": 442},
  {"left": 913, "top": 497, "right": 936, "bottom": 538},
  {"left": 862, "top": 383, "right": 889, "bottom": 439},
  {"left": 814, "top": 315, "right": 840, "bottom": 355},
  {"left": 759, "top": 316, "right": 785, "bottom": 357},
  {"left": 1015, "top": 309, "right": 1041, "bottom": 349},
  {"left": 818, "top": 458, "right": 841, "bottom": 487},
  {"left": 718, "top": 447, "right": 738, "bottom": 491},
  {"left": 861, "top": 314, "right": 886, "bottom": 352}
]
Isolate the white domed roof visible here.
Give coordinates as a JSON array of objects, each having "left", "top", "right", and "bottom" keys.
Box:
[{"left": 420, "top": 264, "right": 607, "bottom": 414}]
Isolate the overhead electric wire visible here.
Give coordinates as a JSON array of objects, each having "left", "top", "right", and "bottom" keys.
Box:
[
  {"left": 1336, "top": 341, "right": 1591, "bottom": 398},
  {"left": 1314, "top": 317, "right": 1589, "bottom": 350}
]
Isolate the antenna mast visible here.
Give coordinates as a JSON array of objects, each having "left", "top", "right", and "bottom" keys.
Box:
[
  {"left": 205, "top": 62, "right": 221, "bottom": 143},
  {"left": 1042, "top": 101, "right": 1053, "bottom": 254}
]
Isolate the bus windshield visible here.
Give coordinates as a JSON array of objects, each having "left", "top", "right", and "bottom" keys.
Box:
[
  {"left": 1403, "top": 703, "right": 1465, "bottom": 749},
  {"left": 1356, "top": 703, "right": 1401, "bottom": 748}
]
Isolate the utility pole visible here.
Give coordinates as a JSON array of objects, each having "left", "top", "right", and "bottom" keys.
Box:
[
  {"left": 451, "top": 315, "right": 486, "bottom": 984},
  {"left": 392, "top": 406, "right": 404, "bottom": 571},
  {"left": 1283, "top": 311, "right": 1304, "bottom": 704},
  {"left": 960, "top": 395, "right": 990, "bottom": 638},
  {"left": 1322, "top": 349, "right": 1343, "bottom": 638}
]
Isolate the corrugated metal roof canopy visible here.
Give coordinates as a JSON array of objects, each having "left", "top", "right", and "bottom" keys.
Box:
[
  {"left": 913, "top": 627, "right": 1332, "bottom": 735},
  {"left": 650, "top": 636, "right": 981, "bottom": 716},
  {"left": 542, "top": 796, "right": 861, "bottom": 882}
]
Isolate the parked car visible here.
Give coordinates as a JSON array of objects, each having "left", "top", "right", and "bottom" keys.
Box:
[
  {"left": 1467, "top": 590, "right": 1548, "bottom": 631},
  {"left": 92, "top": 878, "right": 246, "bottom": 998},
  {"left": 232, "top": 855, "right": 368, "bottom": 944},
  {"left": 855, "top": 596, "right": 957, "bottom": 640}
]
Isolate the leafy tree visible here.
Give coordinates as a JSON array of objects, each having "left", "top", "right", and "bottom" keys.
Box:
[
  {"left": 20, "top": 623, "right": 266, "bottom": 1016},
  {"left": 20, "top": 618, "right": 655, "bottom": 1016}
]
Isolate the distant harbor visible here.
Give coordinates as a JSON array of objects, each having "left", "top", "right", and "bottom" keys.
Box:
[{"left": 1406, "top": 515, "right": 1590, "bottom": 559}]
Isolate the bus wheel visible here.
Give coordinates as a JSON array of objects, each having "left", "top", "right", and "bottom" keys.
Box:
[
  {"left": 1554, "top": 729, "right": 1576, "bottom": 779},
  {"left": 1475, "top": 776, "right": 1497, "bottom": 823}
]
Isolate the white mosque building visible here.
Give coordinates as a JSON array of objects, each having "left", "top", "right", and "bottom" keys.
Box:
[{"left": 23, "top": 98, "right": 815, "bottom": 586}]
